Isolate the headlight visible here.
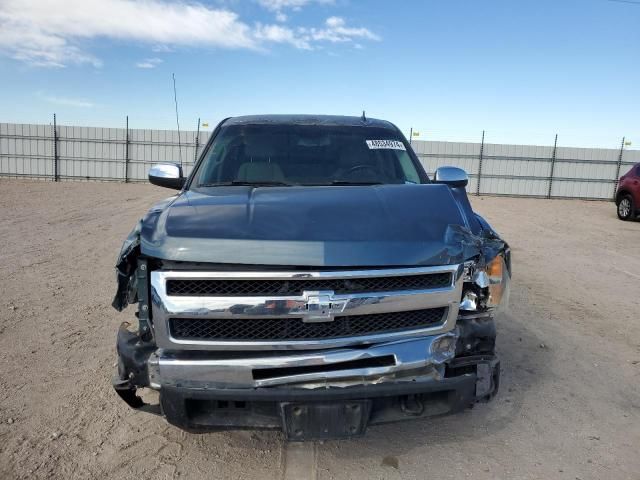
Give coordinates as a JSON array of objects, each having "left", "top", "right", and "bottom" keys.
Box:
[{"left": 460, "top": 254, "right": 510, "bottom": 312}]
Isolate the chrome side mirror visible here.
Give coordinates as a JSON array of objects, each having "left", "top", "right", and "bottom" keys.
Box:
[
  {"left": 149, "top": 163, "right": 185, "bottom": 190},
  {"left": 433, "top": 166, "right": 468, "bottom": 188}
]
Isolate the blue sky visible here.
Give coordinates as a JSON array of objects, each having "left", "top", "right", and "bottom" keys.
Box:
[{"left": 1, "top": 0, "right": 639, "bottom": 147}]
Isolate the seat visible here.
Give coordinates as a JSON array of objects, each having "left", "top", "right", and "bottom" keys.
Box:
[
  {"left": 334, "top": 143, "right": 377, "bottom": 181},
  {"left": 235, "top": 136, "right": 286, "bottom": 183},
  {"left": 236, "top": 162, "right": 286, "bottom": 183}
]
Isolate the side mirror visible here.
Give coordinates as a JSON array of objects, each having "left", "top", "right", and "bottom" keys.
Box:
[
  {"left": 433, "top": 166, "right": 468, "bottom": 188},
  {"left": 149, "top": 163, "right": 185, "bottom": 190}
]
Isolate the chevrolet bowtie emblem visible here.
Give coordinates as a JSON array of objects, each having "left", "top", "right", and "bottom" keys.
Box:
[{"left": 302, "top": 291, "right": 345, "bottom": 323}]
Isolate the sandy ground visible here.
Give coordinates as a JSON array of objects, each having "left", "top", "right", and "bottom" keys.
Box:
[{"left": 0, "top": 179, "right": 638, "bottom": 480}]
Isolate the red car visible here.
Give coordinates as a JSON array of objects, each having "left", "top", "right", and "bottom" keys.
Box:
[{"left": 616, "top": 163, "right": 640, "bottom": 220}]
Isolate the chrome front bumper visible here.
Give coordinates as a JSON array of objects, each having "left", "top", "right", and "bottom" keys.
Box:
[
  {"left": 114, "top": 322, "right": 499, "bottom": 438},
  {"left": 148, "top": 332, "right": 458, "bottom": 390}
]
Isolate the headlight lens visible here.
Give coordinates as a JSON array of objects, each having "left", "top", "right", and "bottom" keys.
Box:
[{"left": 460, "top": 254, "right": 510, "bottom": 312}]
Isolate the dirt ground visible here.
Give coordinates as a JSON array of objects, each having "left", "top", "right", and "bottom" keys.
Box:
[{"left": 0, "top": 179, "right": 638, "bottom": 480}]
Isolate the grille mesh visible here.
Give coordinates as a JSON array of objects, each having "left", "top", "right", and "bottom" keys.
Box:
[
  {"left": 166, "top": 273, "right": 452, "bottom": 297},
  {"left": 169, "top": 308, "right": 447, "bottom": 341}
]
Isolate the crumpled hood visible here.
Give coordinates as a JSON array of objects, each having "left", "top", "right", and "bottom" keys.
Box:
[{"left": 139, "top": 184, "right": 488, "bottom": 267}]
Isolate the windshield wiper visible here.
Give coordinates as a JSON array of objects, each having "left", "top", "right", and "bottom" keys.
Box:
[
  {"left": 199, "top": 180, "right": 385, "bottom": 187},
  {"left": 199, "top": 180, "right": 294, "bottom": 187},
  {"left": 324, "top": 180, "right": 384, "bottom": 186}
]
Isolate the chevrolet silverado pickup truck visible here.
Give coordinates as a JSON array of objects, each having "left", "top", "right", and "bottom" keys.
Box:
[{"left": 111, "top": 114, "right": 511, "bottom": 440}]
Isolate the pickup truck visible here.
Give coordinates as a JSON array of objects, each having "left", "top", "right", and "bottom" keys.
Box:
[{"left": 111, "top": 114, "right": 511, "bottom": 440}]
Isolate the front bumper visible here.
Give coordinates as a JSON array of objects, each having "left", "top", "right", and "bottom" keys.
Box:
[{"left": 113, "top": 323, "right": 499, "bottom": 440}]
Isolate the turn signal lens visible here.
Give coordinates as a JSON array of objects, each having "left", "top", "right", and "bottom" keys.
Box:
[
  {"left": 487, "top": 254, "right": 503, "bottom": 278},
  {"left": 486, "top": 255, "right": 509, "bottom": 309}
]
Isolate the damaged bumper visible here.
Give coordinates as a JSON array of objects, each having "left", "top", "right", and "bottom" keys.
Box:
[{"left": 113, "top": 323, "right": 499, "bottom": 440}]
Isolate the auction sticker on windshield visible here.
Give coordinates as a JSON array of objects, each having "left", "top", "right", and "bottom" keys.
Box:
[{"left": 365, "top": 140, "right": 406, "bottom": 150}]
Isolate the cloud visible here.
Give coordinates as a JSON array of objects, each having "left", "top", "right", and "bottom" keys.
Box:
[
  {"left": 0, "top": 0, "right": 257, "bottom": 67},
  {"left": 254, "top": 16, "right": 377, "bottom": 50},
  {"left": 136, "top": 57, "right": 163, "bottom": 69},
  {"left": 0, "top": 0, "right": 379, "bottom": 67},
  {"left": 257, "top": 0, "right": 334, "bottom": 22},
  {"left": 38, "top": 93, "right": 95, "bottom": 108},
  {"left": 303, "top": 16, "right": 380, "bottom": 43},
  {"left": 257, "top": 0, "right": 334, "bottom": 12},
  {"left": 151, "top": 44, "right": 174, "bottom": 53},
  {"left": 254, "top": 24, "right": 311, "bottom": 49}
]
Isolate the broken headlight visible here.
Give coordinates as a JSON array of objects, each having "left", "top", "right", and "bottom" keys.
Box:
[{"left": 460, "top": 253, "right": 510, "bottom": 313}]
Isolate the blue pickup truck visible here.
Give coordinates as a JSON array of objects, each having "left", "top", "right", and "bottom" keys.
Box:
[{"left": 111, "top": 114, "right": 511, "bottom": 440}]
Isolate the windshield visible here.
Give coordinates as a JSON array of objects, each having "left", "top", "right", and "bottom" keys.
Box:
[{"left": 191, "top": 124, "right": 424, "bottom": 187}]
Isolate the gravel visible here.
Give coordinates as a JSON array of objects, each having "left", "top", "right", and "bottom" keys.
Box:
[{"left": 0, "top": 179, "right": 638, "bottom": 479}]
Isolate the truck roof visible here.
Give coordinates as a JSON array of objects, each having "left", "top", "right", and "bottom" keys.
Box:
[{"left": 223, "top": 114, "right": 397, "bottom": 130}]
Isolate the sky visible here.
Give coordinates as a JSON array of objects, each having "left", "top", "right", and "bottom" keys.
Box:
[{"left": 0, "top": 0, "right": 639, "bottom": 148}]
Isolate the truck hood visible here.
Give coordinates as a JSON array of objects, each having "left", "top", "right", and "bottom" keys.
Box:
[{"left": 139, "top": 184, "right": 488, "bottom": 267}]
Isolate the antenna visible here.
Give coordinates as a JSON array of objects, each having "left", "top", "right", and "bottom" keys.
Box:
[
  {"left": 172, "top": 73, "right": 183, "bottom": 167},
  {"left": 361, "top": 110, "right": 367, "bottom": 122}
]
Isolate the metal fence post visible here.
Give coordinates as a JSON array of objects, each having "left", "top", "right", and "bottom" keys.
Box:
[
  {"left": 52, "top": 113, "right": 59, "bottom": 181},
  {"left": 547, "top": 134, "right": 558, "bottom": 199},
  {"left": 612, "top": 136, "right": 625, "bottom": 200},
  {"left": 124, "top": 116, "right": 130, "bottom": 183},
  {"left": 194, "top": 117, "right": 200, "bottom": 164},
  {"left": 476, "top": 130, "right": 485, "bottom": 196}
]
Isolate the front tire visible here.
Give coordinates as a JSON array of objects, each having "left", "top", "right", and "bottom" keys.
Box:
[{"left": 617, "top": 194, "right": 634, "bottom": 221}]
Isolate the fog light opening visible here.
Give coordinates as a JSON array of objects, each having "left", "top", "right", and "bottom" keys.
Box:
[{"left": 431, "top": 335, "right": 456, "bottom": 357}]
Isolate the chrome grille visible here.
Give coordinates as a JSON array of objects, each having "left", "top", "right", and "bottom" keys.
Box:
[
  {"left": 170, "top": 308, "right": 447, "bottom": 341},
  {"left": 151, "top": 265, "right": 463, "bottom": 351},
  {"left": 166, "top": 273, "right": 452, "bottom": 296}
]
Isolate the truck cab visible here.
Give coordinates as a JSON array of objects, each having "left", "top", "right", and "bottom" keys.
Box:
[{"left": 112, "top": 115, "right": 511, "bottom": 440}]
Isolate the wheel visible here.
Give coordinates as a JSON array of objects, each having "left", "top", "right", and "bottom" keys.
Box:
[{"left": 617, "top": 194, "right": 634, "bottom": 221}]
